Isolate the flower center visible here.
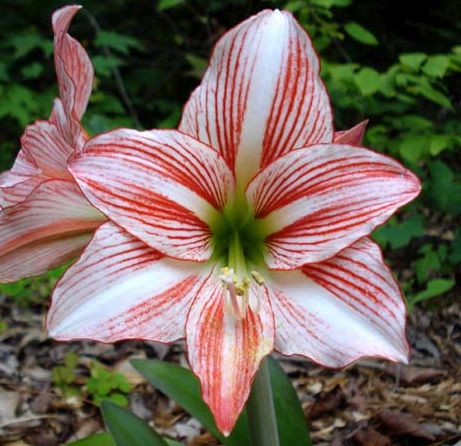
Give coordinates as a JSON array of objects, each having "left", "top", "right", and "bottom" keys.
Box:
[{"left": 211, "top": 196, "right": 266, "bottom": 319}]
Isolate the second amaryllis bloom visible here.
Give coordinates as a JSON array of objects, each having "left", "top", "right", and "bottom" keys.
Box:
[
  {"left": 0, "top": 6, "right": 105, "bottom": 282},
  {"left": 47, "top": 10, "right": 420, "bottom": 435}
]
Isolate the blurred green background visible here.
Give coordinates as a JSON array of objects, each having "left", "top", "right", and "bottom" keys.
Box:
[{"left": 0, "top": 0, "right": 459, "bottom": 310}]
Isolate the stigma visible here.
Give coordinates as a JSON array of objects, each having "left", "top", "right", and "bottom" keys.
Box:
[{"left": 219, "top": 267, "right": 264, "bottom": 320}]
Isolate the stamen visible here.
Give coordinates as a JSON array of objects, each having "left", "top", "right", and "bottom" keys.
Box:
[
  {"left": 220, "top": 267, "right": 265, "bottom": 319},
  {"left": 251, "top": 270, "right": 264, "bottom": 285}
]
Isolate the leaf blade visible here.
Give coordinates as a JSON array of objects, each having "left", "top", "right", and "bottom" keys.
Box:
[
  {"left": 101, "top": 401, "right": 169, "bottom": 446},
  {"left": 268, "top": 357, "right": 312, "bottom": 446},
  {"left": 130, "top": 359, "right": 251, "bottom": 446},
  {"left": 344, "top": 22, "right": 378, "bottom": 45}
]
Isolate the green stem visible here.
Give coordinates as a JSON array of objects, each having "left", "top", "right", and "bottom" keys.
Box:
[{"left": 246, "top": 357, "right": 280, "bottom": 446}]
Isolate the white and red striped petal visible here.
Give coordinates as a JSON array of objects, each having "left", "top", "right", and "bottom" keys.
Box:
[
  {"left": 52, "top": 4, "right": 81, "bottom": 35},
  {"left": 0, "top": 179, "right": 104, "bottom": 282},
  {"left": 186, "top": 275, "right": 274, "bottom": 435},
  {"left": 47, "top": 222, "right": 203, "bottom": 342},
  {"left": 1, "top": 150, "right": 39, "bottom": 184},
  {"left": 179, "top": 9, "right": 333, "bottom": 185},
  {"left": 247, "top": 144, "right": 420, "bottom": 269},
  {"left": 21, "top": 120, "right": 73, "bottom": 177},
  {"left": 70, "top": 129, "right": 234, "bottom": 262},
  {"left": 52, "top": 5, "right": 93, "bottom": 120},
  {"left": 0, "top": 233, "right": 91, "bottom": 283},
  {"left": 1, "top": 118, "right": 75, "bottom": 209},
  {"left": 268, "top": 237, "right": 408, "bottom": 367},
  {"left": 0, "top": 175, "right": 43, "bottom": 209},
  {"left": 334, "top": 120, "right": 368, "bottom": 146},
  {"left": 0, "top": 150, "right": 42, "bottom": 208}
]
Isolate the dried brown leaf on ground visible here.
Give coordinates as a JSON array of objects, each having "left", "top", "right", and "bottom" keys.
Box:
[
  {"left": 377, "top": 410, "right": 436, "bottom": 441},
  {"left": 0, "top": 294, "right": 459, "bottom": 446}
]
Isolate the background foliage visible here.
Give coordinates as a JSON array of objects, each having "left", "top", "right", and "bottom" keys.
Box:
[{"left": 0, "top": 0, "right": 459, "bottom": 309}]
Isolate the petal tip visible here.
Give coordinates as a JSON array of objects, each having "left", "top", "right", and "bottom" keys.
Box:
[{"left": 52, "top": 4, "right": 82, "bottom": 35}]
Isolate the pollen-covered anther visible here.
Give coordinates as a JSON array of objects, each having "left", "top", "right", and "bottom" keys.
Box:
[{"left": 219, "top": 267, "right": 265, "bottom": 319}]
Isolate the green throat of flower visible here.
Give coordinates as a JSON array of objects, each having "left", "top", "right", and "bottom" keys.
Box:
[{"left": 210, "top": 195, "right": 267, "bottom": 319}]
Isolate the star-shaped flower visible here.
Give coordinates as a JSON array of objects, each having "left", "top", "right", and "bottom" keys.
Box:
[{"left": 47, "top": 10, "right": 420, "bottom": 435}]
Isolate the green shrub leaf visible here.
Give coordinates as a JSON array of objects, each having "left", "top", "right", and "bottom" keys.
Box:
[{"left": 344, "top": 22, "right": 378, "bottom": 45}]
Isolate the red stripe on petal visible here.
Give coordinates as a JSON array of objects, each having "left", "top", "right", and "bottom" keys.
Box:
[
  {"left": 246, "top": 144, "right": 421, "bottom": 268},
  {"left": 70, "top": 129, "right": 233, "bottom": 261},
  {"left": 180, "top": 10, "right": 333, "bottom": 183},
  {"left": 186, "top": 273, "right": 274, "bottom": 435},
  {"left": 269, "top": 241, "right": 408, "bottom": 367},
  {"left": 47, "top": 222, "right": 202, "bottom": 343},
  {"left": 0, "top": 179, "right": 102, "bottom": 251}
]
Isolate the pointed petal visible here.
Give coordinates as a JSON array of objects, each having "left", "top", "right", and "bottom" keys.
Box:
[
  {"left": 52, "top": 5, "right": 81, "bottom": 35},
  {"left": 0, "top": 179, "right": 103, "bottom": 280},
  {"left": 53, "top": 5, "right": 93, "bottom": 120},
  {"left": 1, "top": 118, "right": 73, "bottom": 209},
  {"left": 21, "top": 120, "right": 73, "bottom": 177},
  {"left": 1, "top": 150, "right": 39, "bottom": 185},
  {"left": 179, "top": 9, "right": 333, "bottom": 184},
  {"left": 246, "top": 144, "right": 421, "bottom": 269},
  {"left": 70, "top": 129, "right": 234, "bottom": 262},
  {"left": 334, "top": 120, "right": 368, "bottom": 146},
  {"left": 0, "top": 233, "right": 91, "bottom": 283},
  {"left": 269, "top": 237, "right": 409, "bottom": 367},
  {"left": 1, "top": 151, "right": 42, "bottom": 208},
  {"left": 186, "top": 274, "right": 274, "bottom": 435},
  {"left": 0, "top": 176, "right": 43, "bottom": 209},
  {"left": 47, "top": 222, "right": 203, "bottom": 342}
]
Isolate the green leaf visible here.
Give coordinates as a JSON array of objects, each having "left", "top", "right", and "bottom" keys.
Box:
[
  {"left": 131, "top": 359, "right": 251, "bottom": 446},
  {"left": 132, "top": 358, "right": 311, "bottom": 445},
  {"left": 0, "top": 61, "right": 9, "bottom": 82},
  {"left": 344, "top": 22, "right": 378, "bottom": 45},
  {"left": 411, "top": 279, "right": 455, "bottom": 306},
  {"left": 95, "top": 31, "right": 141, "bottom": 54},
  {"left": 67, "top": 433, "right": 115, "bottom": 446},
  {"left": 92, "top": 55, "right": 123, "bottom": 77},
  {"left": 373, "top": 215, "right": 424, "bottom": 249},
  {"left": 21, "top": 62, "right": 43, "bottom": 79},
  {"left": 267, "top": 357, "right": 312, "bottom": 446},
  {"left": 416, "top": 79, "right": 452, "bottom": 108},
  {"left": 164, "top": 441, "right": 183, "bottom": 446},
  {"left": 428, "top": 161, "right": 461, "bottom": 215},
  {"left": 6, "top": 31, "right": 53, "bottom": 58},
  {"left": 66, "top": 430, "right": 181, "bottom": 446},
  {"left": 429, "top": 134, "right": 450, "bottom": 156},
  {"left": 414, "top": 244, "right": 444, "bottom": 284},
  {"left": 158, "top": 0, "right": 185, "bottom": 12},
  {"left": 399, "top": 53, "right": 427, "bottom": 70},
  {"left": 101, "top": 401, "right": 169, "bottom": 446},
  {"left": 422, "top": 55, "right": 450, "bottom": 77},
  {"left": 185, "top": 54, "right": 208, "bottom": 79},
  {"left": 354, "top": 67, "right": 381, "bottom": 96},
  {"left": 397, "top": 135, "right": 431, "bottom": 163},
  {"left": 310, "top": 0, "right": 351, "bottom": 7}
]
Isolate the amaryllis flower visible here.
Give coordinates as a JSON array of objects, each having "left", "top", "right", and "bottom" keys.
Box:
[
  {"left": 47, "top": 10, "right": 420, "bottom": 434},
  {"left": 0, "top": 5, "right": 104, "bottom": 282}
]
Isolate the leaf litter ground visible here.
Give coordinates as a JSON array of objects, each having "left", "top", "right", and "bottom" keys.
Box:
[{"left": 0, "top": 293, "right": 459, "bottom": 446}]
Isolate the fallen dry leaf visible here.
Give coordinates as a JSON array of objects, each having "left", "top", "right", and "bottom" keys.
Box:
[
  {"left": 352, "top": 426, "right": 391, "bottom": 446},
  {"left": 384, "top": 364, "right": 448, "bottom": 386},
  {"left": 377, "top": 410, "right": 436, "bottom": 441},
  {"left": 307, "top": 389, "right": 343, "bottom": 418}
]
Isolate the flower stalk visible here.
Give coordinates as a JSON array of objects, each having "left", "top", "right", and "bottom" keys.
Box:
[{"left": 247, "top": 357, "right": 280, "bottom": 446}]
